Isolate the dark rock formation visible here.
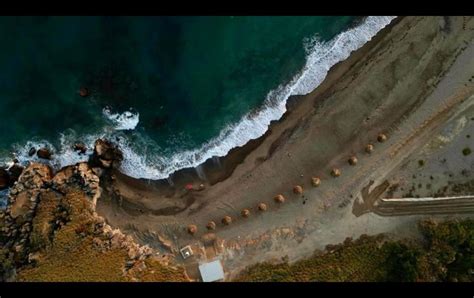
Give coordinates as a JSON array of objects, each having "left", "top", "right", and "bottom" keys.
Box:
[
  {"left": 89, "top": 139, "right": 123, "bottom": 170},
  {"left": 37, "top": 148, "right": 52, "bottom": 160},
  {"left": 79, "top": 87, "right": 89, "bottom": 97},
  {"left": 0, "top": 168, "right": 9, "bottom": 190},
  {"left": 8, "top": 164, "right": 24, "bottom": 186},
  {"left": 73, "top": 143, "right": 87, "bottom": 154},
  {"left": 28, "top": 148, "right": 36, "bottom": 157},
  {"left": 0, "top": 163, "right": 23, "bottom": 190}
]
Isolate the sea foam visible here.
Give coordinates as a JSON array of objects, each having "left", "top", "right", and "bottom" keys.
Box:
[
  {"left": 3, "top": 16, "right": 396, "bottom": 181},
  {"left": 118, "top": 16, "right": 397, "bottom": 179},
  {"left": 5, "top": 133, "right": 99, "bottom": 170},
  {"left": 103, "top": 107, "right": 140, "bottom": 130},
  {"left": 0, "top": 189, "right": 8, "bottom": 208}
]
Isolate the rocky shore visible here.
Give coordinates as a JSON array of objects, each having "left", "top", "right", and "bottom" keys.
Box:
[{"left": 0, "top": 140, "right": 188, "bottom": 282}]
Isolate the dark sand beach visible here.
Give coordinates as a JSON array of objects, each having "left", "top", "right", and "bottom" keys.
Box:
[{"left": 92, "top": 16, "right": 474, "bottom": 279}]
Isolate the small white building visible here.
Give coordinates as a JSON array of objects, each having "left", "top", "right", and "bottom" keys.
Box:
[
  {"left": 198, "top": 259, "right": 225, "bottom": 282},
  {"left": 179, "top": 245, "right": 194, "bottom": 259}
]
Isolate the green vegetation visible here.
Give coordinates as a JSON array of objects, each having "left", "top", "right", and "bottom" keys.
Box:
[
  {"left": 235, "top": 235, "right": 392, "bottom": 282},
  {"left": 235, "top": 219, "right": 474, "bottom": 282},
  {"left": 418, "top": 160, "right": 425, "bottom": 167},
  {"left": 418, "top": 219, "right": 474, "bottom": 282},
  {"left": 384, "top": 242, "right": 423, "bottom": 282},
  {"left": 0, "top": 248, "right": 14, "bottom": 281}
]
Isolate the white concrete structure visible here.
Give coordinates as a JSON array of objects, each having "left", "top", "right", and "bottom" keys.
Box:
[
  {"left": 198, "top": 259, "right": 225, "bottom": 282},
  {"left": 179, "top": 245, "right": 193, "bottom": 259}
]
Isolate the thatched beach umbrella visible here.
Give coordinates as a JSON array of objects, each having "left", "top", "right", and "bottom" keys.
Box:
[
  {"left": 331, "top": 168, "right": 341, "bottom": 177},
  {"left": 222, "top": 216, "right": 232, "bottom": 225},
  {"left": 274, "top": 194, "right": 285, "bottom": 203},
  {"left": 206, "top": 221, "right": 216, "bottom": 231},
  {"left": 348, "top": 156, "right": 358, "bottom": 166},
  {"left": 377, "top": 133, "right": 387, "bottom": 143},
  {"left": 201, "top": 233, "right": 216, "bottom": 245},
  {"left": 241, "top": 209, "right": 250, "bottom": 218},
  {"left": 293, "top": 185, "right": 303, "bottom": 195},
  {"left": 187, "top": 224, "right": 198, "bottom": 235},
  {"left": 365, "top": 144, "right": 374, "bottom": 154},
  {"left": 311, "top": 177, "right": 321, "bottom": 187},
  {"left": 257, "top": 203, "right": 267, "bottom": 211}
]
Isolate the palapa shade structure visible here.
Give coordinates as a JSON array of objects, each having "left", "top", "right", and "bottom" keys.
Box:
[
  {"left": 365, "top": 144, "right": 374, "bottom": 154},
  {"left": 293, "top": 185, "right": 303, "bottom": 194},
  {"left": 377, "top": 133, "right": 387, "bottom": 143},
  {"left": 206, "top": 221, "right": 216, "bottom": 230},
  {"left": 311, "top": 177, "right": 321, "bottom": 187},
  {"left": 274, "top": 194, "right": 285, "bottom": 203},
  {"left": 187, "top": 224, "right": 198, "bottom": 235},
  {"left": 348, "top": 156, "right": 358, "bottom": 166},
  {"left": 201, "top": 232, "right": 217, "bottom": 245},
  {"left": 222, "top": 216, "right": 232, "bottom": 225},
  {"left": 331, "top": 168, "right": 341, "bottom": 177},
  {"left": 257, "top": 203, "right": 267, "bottom": 211},
  {"left": 241, "top": 209, "right": 250, "bottom": 218}
]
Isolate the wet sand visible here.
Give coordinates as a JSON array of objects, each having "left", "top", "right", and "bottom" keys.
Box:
[{"left": 96, "top": 16, "right": 474, "bottom": 279}]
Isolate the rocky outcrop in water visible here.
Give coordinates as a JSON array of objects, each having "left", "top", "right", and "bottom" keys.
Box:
[
  {"left": 0, "top": 168, "right": 9, "bottom": 190},
  {"left": 36, "top": 148, "right": 52, "bottom": 160},
  {"left": 89, "top": 139, "right": 123, "bottom": 170},
  {"left": 8, "top": 164, "right": 24, "bottom": 183},
  {"left": 28, "top": 147, "right": 36, "bottom": 157},
  {"left": 0, "top": 163, "right": 25, "bottom": 190},
  {"left": 73, "top": 142, "right": 87, "bottom": 154},
  {"left": 79, "top": 87, "right": 89, "bottom": 97}
]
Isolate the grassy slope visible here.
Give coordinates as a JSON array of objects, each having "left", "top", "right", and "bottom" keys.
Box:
[
  {"left": 235, "top": 234, "right": 391, "bottom": 282},
  {"left": 16, "top": 189, "right": 188, "bottom": 282}
]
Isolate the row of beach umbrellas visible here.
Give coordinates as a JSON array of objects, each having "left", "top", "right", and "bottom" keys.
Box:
[{"left": 186, "top": 133, "right": 388, "bottom": 235}]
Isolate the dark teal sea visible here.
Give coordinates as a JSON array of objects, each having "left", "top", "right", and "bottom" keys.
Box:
[{"left": 0, "top": 16, "right": 394, "bottom": 183}]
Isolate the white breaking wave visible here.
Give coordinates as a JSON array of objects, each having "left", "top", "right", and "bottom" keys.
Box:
[
  {"left": 0, "top": 189, "right": 9, "bottom": 208},
  {"left": 118, "top": 16, "right": 397, "bottom": 179},
  {"left": 4, "top": 133, "right": 101, "bottom": 170},
  {"left": 2, "top": 16, "right": 397, "bottom": 181},
  {"left": 103, "top": 107, "right": 140, "bottom": 130}
]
